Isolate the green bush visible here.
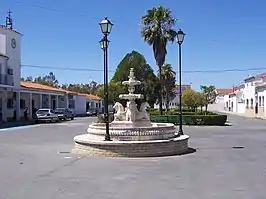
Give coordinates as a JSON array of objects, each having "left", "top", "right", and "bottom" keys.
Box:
[
  {"left": 150, "top": 114, "right": 227, "bottom": 126},
  {"left": 96, "top": 114, "right": 114, "bottom": 123},
  {"left": 148, "top": 108, "right": 216, "bottom": 116},
  {"left": 148, "top": 108, "right": 193, "bottom": 113}
]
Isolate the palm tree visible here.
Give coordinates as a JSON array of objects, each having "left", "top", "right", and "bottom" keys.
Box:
[
  {"left": 141, "top": 5, "right": 177, "bottom": 115},
  {"left": 160, "top": 64, "right": 176, "bottom": 113}
]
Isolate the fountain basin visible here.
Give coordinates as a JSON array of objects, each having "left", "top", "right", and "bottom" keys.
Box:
[
  {"left": 86, "top": 122, "right": 177, "bottom": 141},
  {"left": 71, "top": 68, "right": 190, "bottom": 158},
  {"left": 72, "top": 134, "right": 189, "bottom": 157}
]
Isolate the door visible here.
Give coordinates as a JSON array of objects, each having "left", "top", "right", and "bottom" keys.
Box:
[
  {"left": 52, "top": 99, "right": 56, "bottom": 110},
  {"left": 32, "top": 99, "right": 35, "bottom": 114}
]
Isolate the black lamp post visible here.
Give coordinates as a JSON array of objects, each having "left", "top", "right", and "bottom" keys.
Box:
[
  {"left": 177, "top": 29, "right": 185, "bottom": 136},
  {"left": 99, "top": 17, "right": 113, "bottom": 141}
]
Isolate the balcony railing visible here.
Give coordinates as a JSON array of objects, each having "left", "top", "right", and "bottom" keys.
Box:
[{"left": 0, "top": 74, "right": 14, "bottom": 86}]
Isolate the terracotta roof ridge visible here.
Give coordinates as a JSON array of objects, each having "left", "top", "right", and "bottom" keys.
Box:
[{"left": 20, "top": 81, "right": 102, "bottom": 100}]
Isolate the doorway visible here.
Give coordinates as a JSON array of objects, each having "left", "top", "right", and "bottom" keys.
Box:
[
  {"left": 52, "top": 99, "right": 56, "bottom": 110},
  {"left": 32, "top": 99, "right": 36, "bottom": 114}
]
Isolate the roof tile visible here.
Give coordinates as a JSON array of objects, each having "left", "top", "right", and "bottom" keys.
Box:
[{"left": 20, "top": 81, "right": 102, "bottom": 100}]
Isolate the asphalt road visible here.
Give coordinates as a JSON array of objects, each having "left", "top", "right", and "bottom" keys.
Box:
[{"left": 0, "top": 115, "right": 266, "bottom": 199}]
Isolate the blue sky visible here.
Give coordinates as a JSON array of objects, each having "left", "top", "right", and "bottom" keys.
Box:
[{"left": 1, "top": 0, "right": 266, "bottom": 90}]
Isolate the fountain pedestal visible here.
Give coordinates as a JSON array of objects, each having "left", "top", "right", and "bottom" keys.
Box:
[{"left": 72, "top": 68, "right": 189, "bottom": 157}]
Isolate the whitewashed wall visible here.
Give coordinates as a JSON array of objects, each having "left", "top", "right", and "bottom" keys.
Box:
[
  {"left": 237, "top": 103, "right": 245, "bottom": 113},
  {"left": 74, "top": 95, "right": 86, "bottom": 115},
  {"left": 0, "top": 26, "right": 22, "bottom": 89}
]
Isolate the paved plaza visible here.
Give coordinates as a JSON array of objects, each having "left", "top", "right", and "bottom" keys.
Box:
[{"left": 0, "top": 115, "right": 266, "bottom": 199}]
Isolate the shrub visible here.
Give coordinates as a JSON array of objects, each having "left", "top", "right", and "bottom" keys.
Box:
[
  {"left": 148, "top": 108, "right": 216, "bottom": 116},
  {"left": 96, "top": 114, "right": 114, "bottom": 123},
  {"left": 150, "top": 114, "right": 227, "bottom": 126}
]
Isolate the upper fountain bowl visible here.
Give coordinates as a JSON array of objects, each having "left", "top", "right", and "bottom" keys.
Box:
[{"left": 122, "top": 80, "right": 141, "bottom": 86}]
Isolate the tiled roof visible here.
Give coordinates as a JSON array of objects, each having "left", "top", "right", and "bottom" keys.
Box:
[
  {"left": 216, "top": 88, "right": 233, "bottom": 95},
  {"left": 244, "top": 72, "right": 266, "bottom": 81},
  {"left": 20, "top": 81, "right": 102, "bottom": 100},
  {"left": 20, "top": 82, "right": 66, "bottom": 93},
  {"left": 255, "top": 72, "right": 266, "bottom": 79},
  {"left": 79, "top": 93, "right": 102, "bottom": 100},
  {"left": 255, "top": 83, "right": 266, "bottom": 88}
]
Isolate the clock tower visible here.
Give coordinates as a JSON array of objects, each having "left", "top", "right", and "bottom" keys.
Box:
[{"left": 0, "top": 10, "right": 22, "bottom": 89}]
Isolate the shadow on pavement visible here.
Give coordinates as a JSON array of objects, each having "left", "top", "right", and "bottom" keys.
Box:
[
  {"left": 0, "top": 120, "right": 36, "bottom": 130},
  {"left": 180, "top": 147, "right": 197, "bottom": 156}
]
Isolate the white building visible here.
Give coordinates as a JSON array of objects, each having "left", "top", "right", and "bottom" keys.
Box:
[
  {"left": 0, "top": 13, "right": 103, "bottom": 122},
  {"left": 223, "top": 72, "right": 266, "bottom": 118},
  {"left": 154, "top": 84, "right": 191, "bottom": 109},
  {"left": 215, "top": 89, "right": 232, "bottom": 104}
]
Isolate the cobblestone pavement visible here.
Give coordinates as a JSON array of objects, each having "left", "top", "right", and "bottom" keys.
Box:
[{"left": 0, "top": 115, "right": 266, "bottom": 199}]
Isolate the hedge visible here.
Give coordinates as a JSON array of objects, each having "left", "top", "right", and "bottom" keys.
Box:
[
  {"left": 148, "top": 108, "right": 216, "bottom": 116},
  {"left": 150, "top": 115, "right": 227, "bottom": 126},
  {"left": 96, "top": 109, "right": 227, "bottom": 126}
]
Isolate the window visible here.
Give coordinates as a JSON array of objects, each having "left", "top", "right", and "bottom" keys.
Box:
[
  {"left": 259, "top": 96, "right": 262, "bottom": 106},
  {"left": 20, "top": 99, "right": 26, "bottom": 109},
  {"left": 251, "top": 98, "right": 254, "bottom": 108},
  {"left": 7, "top": 68, "right": 13, "bottom": 75},
  {"left": 246, "top": 99, "right": 249, "bottom": 108}
]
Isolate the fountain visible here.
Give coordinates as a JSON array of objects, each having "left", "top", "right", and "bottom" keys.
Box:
[{"left": 72, "top": 68, "right": 189, "bottom": 157}]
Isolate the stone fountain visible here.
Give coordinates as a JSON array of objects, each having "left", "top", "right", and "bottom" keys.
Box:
[{"left": 72, "top": 68, "right": 189, "bottom": 157}]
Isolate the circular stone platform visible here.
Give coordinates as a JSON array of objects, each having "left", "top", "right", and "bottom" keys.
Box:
[{"left": 72, "top": 134, "right": 189, "bottom": 158}]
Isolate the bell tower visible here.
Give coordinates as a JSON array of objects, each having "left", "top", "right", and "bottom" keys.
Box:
[
  {"left": 5, "top": 10, "right": 13, "bottom": 30},
  {"left": 0, "top": 10, "right": 22, "bottom": 89}
]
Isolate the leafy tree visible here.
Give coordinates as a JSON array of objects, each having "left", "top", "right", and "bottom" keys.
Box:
[
  {"left": 160, "top": 64, "right": 176, "bottom": 112},
  {"left": 195, "top": 92, "right": 205, "bottom": 112},
  {"left": 33, "top": 72, "right": 59, "bottom": 87},
  {"left": 61, "top": 83, "right": 68, "bottom": 90},
  {"left": 88, "top": 81, "right": 100, "bottom": 94},
  {"left": 21, "top": 73, "right": 101, "bottom": 94},
  {"left": 21, "top": 76, "right": 33, "bottom": 81},
  {"left": 182, "top": 89, "right": 198, "bottom": 111},
  {"left": 182, "top": 89, "right": 206, "bottom": 112},
  {"left": 200, "top": 85, "right": 217, "bottom": 112},
  {"left": 141, "top": 5, "right": 178, "bottom": 115},
  {"left": 111, "top": 50, "right": 160, "bottom": 107},
  {"left": 61, "top": 82, "right": 101, "bottom": 94},
  {"left": 96, "top": 82, "right": 127, "bottom": 104}
]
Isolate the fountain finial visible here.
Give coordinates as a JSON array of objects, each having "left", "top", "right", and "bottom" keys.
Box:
[
  {"left": 129, "top": 68, "right": 135, "bottom": 79},
  {"left": 114, "top": 68, "right": 150, "bottom": 122}
]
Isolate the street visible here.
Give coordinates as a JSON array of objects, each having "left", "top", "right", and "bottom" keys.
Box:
[{"left": 0, "top": 115, "right": 266, "bottom": 199}]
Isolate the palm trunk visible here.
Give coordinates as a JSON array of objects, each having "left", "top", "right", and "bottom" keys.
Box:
[
  {"left": 158, "top": 66, "right": 163, "bottom": 115},
  {"left": 165, "top": 93, "right": 169, "bottom": 114}
]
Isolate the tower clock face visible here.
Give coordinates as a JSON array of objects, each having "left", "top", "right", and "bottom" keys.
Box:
[{"left": 11, "top": 38, "right": 16, "bottom": 49}]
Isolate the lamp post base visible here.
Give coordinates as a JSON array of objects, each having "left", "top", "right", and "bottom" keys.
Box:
[
  {"left": 178, "top": 128, "right": 184, "bottom": 136},
  {"left": 104, "top": 134, "right": 111, "bottom": 141},
  {"left": 104, "top": 136, "right": 112, "bottom": 141}
]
